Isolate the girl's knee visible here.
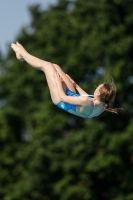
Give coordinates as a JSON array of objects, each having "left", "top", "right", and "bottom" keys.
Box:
[{"left": 41, "top": 61, "right": 55, "bottom": 72}]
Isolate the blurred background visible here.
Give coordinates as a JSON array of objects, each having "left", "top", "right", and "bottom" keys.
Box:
[{"left": 0, "top": 0, "right": 133, "bottom": 199}]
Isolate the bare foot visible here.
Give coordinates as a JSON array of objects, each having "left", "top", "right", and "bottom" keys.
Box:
[
  {"left": 16, "top": 42, "right": 28, "bottom": 61},
  {"left": 11, "top": 43, "right": 21, "bottom": 52},
  {"left": 11, "top": 42, "right": 25, "bottom": 61},
  {"left": 15, "top": 52, "right": 25, "bottom": 61},
  {"left": 16, "top": 41, "right": 26, "bottom": 51}
]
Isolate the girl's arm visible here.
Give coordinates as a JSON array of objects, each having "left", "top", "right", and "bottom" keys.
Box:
[
  {"left": 53, "top": 72, "right": 92, "bottom": 106},
  {"left": 66, "top": 74, "right": 88, "bottom": 95},
  {"left": 75, "top": 84, "right": 88, "bottom": 95}
]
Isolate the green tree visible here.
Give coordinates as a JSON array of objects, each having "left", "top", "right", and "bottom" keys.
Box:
[{"left": 0, "top": 0, "right": 133, "bottom": 200}]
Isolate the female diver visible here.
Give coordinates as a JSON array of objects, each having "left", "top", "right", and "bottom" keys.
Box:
[{"left": 11, "top": 42, "right": 119, "bottom": 119}]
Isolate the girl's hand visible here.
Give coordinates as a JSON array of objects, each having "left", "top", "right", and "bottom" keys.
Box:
[{"left": 53, "top": 71, "right": 63, "bottom": 86}]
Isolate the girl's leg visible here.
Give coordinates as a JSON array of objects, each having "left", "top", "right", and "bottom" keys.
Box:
[
  {"left": 16, "top": 42, "right": 76, "bottom": 92},
  {"left": 11, "top": 43, "right": 75, "bottom": 104}
]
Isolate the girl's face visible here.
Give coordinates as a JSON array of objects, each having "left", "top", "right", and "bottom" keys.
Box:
[{"left": 94, "top": 84, "right": 103, "bottom": 98}]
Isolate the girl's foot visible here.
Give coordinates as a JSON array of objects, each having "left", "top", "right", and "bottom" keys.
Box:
[
  {"left": 11, "top": 42, "right": 25, "bottom": 62},
  {"left": 16, "top": 52, "right": 25, "bottom": 61},
  {"left": 16, "top": 41, "right": 26, "bottom": 52}
]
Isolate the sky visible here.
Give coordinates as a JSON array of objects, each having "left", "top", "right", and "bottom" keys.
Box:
[{"left": 0, "top": 0, "right": 58, "bottom": 56}]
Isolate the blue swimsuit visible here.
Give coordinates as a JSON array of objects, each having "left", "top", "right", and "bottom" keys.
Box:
[{"left": 56, "top": 89, "right": 104, "bottom": 118}]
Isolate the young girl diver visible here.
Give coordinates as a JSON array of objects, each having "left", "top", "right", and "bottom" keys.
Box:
[{"left": 11, "top": 42, "right": 120, "bottom": 119}]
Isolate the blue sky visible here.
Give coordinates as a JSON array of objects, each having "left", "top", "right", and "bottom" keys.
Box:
[{"left": 0, "top": 0, "right": 57, "bottom": 56}]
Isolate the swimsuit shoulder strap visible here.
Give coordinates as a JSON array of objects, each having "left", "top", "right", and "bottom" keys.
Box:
[{"left": 81, "top": 94, "right": 104, "bottom": 118}]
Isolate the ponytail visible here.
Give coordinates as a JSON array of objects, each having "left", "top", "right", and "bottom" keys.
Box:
[{"left": 103, "top": 103, "right": 123, "bottom": 114}]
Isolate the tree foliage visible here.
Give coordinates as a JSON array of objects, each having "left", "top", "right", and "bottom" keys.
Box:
[{"left": 0, "top": 0, "right": 133, "bottom": 199}]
